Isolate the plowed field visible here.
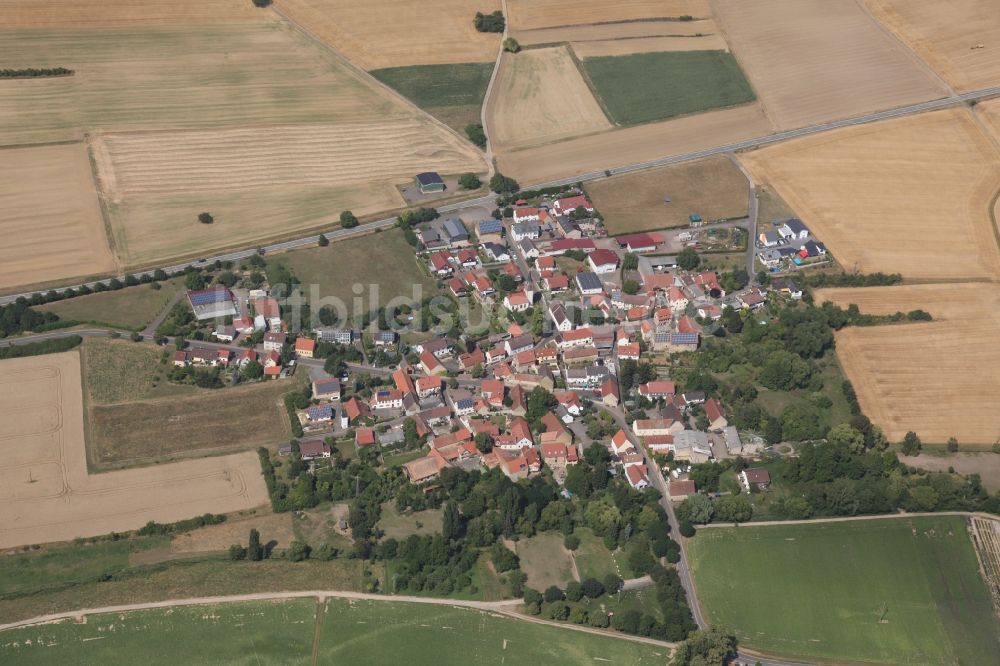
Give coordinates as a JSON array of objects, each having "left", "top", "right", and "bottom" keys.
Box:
[
  {"left": 740, "top": 108, "right": 1000, "bottom": 280},
  {"left": 711, "top": 0, "right": 946, "bottom": 130},
  {"left": 866, "top": 0, "right": 1000, "bottom": 91},
  {"left": 0, "top": 143, "right": 117, "bottom": 292},
  {"left": 274, "top": 0, "right": 501, "bottom": 70},
  {"left": 0, "top": 352, "right": 269, "bottom": 549}
]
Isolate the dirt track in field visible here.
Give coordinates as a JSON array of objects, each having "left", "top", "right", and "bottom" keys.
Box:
[
  {"left": 0, "top": 352, "right": 269, "bottom": 549},
  {"left": 487, "top": 47, "right": 611, "bottom": 150},
  {"left": 0, "top": 143, "right": 117, "bottom": 292},
  {"left": 740, "top": 108, "right": 1000, "bottom": 280},
  {"left": 506, "top": 0, "right": 709, "bottom": 31},
  {"left": 497, "top": 102, "right": 771, "bottom": 184},
  {"left": 274, "top": 0, "right": 501, "bottom": 70},
  {"left": 866, "top": 0, "right": 1000, "bottom": 92},
  {"left": 711, "top": 0, "right": 948, "bottom": 130}
]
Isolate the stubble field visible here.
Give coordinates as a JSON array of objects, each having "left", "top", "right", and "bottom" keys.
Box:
[
  {"left": 274, "top": 0, "right": 500, "bottom": 70},
  {"left": 516, "top": 20, "right": 727, "bottom": 54},
  {"left": 487, "top": 47, "right": 611, "bottom": 150},
  {"left": 739, "top": 108, "right": 1000, "bottom": 280},
  {"left": 0, "top": 143, "right": 117, "bottom": 293},
  {"left": 0, "top": 0, "right": 268, "bottom": 27},
  {"left": 689, "top": 517, "right": 1000, "bottom": 665},
  {"left": 710, "top": 0, "right": 947, "bottom": 130},
  {"left": 506, "top": 0, "right": 709, "bottom": 31},
  {"left": 865, "top": 0, "right": 1000, "bottom": 92},
  {"left": 815, "top": 284, "right": 1000, "bottom": 445},
  {"left": 0, "top": 352, "right": 269, "bottom": 550},
  {"left": 588, "top": 155, "right": 748, "bottom": 234}
]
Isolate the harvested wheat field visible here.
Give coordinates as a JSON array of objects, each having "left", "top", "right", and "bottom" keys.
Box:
[
  {"left": 0, "top": 143, "right": 117, "bottom": 293},
  {"left": 498, "top": 102, "right": 770, "bottom": 184},
  {"left": 866, "top": 0, "right": 1000, "bottom": 92},
  {"left": 515, "top": 18, "right": 727, "bottom": 54},
  {"left": 274, "top": 0, "right": 500, "bottom": 70},
  {"left": 711, "top": 0, "right": 946, "bottom": 130},
  {"left": 93, "top": 120, "right": 482, "bottom": 267},
  {"left": 169, "top": 511, "right": 295, "bottom": 554},
  {"left": 487, "top": 47, "right": 611, "bottom": 150},
  {"left": 0, "top": 0, "right": 268, "bottom": 27},
  {"left": 740, "top": 108, "right": 1000, "bottom": 280},
  {"left": 975, "top": 98, "right": 1000, "bottom": 146},
  {"left": 506, "top": 0, "right": 709, "bottom": 31},
  {"left": 571, "top": 34, "right": 728, "bottom": 58},
  {"left": 588, "top": 155, "right": 747, "bottom": 234},
  {"left": 818, "top": 284, "right": 1000, "bottom": 446},
  {"left": 0, "top": 352, "right": 268, "bottom": 549}
]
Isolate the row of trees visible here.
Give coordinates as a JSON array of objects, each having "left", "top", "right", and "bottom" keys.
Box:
[{"left": 0, "top": 67, "right": 73, "bottom": 78}]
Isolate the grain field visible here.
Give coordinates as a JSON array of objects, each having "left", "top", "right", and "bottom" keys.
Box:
[
  {"left": 866, "top": 0, "right": 1000, "bottom": 92},
  {"left": 0, "top": 0, "right": 268, "bottom": 27},
  {"left": 0, "top": 352, "right": 269, "bottom": 549},
  {"left": 711, "top": 0, "right": 947, "bottom": 130},
  {"left": 274, "top": 0, "right": 501, "bottom": 70},
  {"left": 0, "top": 143, "right": 117, "bottom": 293},
  {"left": 515, "top": 18, "right": 728, "bottom": 54},
  {"left": 740, "top": 108, "right": 1000, "bottom": 280},
  {"left": 506, "top": 0, "right": 710, "bottom": 31},
  {"left": 487, "top": 47, "right": 611, "bottom": 150}
]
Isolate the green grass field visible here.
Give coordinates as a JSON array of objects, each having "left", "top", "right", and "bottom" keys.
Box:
[
  {"left": 0, "top": 541, "right": 134, "bottom": 598},
  {"left": 371, "top": 62, "right": 494, "bottom": 135},
  {"left": 581, "top": 50, "right": 755, "bottom": 126},
  {"left": 378, "top": 503, "right": 443, "bottom": 540},
  {"left": 37, "top": 279, "right": 184, "bottom": 331},
  {"left": 688, "top": 516, "right": 1000, "bottom": 665},
  {"left": 515, "top": 533, "right": 577, "bottom": 590},
  {"left": 0, "top": 600, "right": 315, "bottom": 665},
  {"left": 317, "top": 598, "right": 668, "bottom": 664},
  {"left": 571, "top": 528, "right": 619, "bottom": 581},
  {"left": 268, "top": 228, "right": 438, "bottom": 318}
]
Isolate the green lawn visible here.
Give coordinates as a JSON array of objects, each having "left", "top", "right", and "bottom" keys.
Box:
[
  {"left": 572, "top": 528, "right": 618, "bottom": 581},
  {"left": 371, "top": 62, "right": 494, "bottom": 135},
  {"left": 268, "top": 228, "right": 438, "bottom": 321},
  {"left": 581, "top": 50, "right": 755, "bottom": 126},
  {"left": 38, "top": 279, "right": 184, "bottom": 330},
  {"left": 317, "top": 598, "right": 668, "bottom": 664},
  {"left": 378, "top": 503, "right": 443, "bottom": 540},
  {"left": 688, "top": 516, "right": 1000, "bottom": 665},
  {"left": 0, "top": 600, "right": 315, "bottom": 665},
  {"left": 0, "top": 540, "right": 150, "bottom": 598}
]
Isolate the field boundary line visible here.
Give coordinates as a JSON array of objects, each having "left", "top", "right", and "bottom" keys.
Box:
[
  {"left": 564, "top": 44, "right": 616, "bottom": 126},
  {"left": 697, "top": 510, "right": 998, "bottom": 529},
  {"left": 83, "top": 135, "right": 122, "bottom": 274},
  {"left": 478, "top": 0, "right": 507, "bottom": 176}
]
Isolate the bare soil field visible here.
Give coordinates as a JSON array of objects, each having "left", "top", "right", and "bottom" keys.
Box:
[
  {"left": 814, "top": 283, "right": 998, "bottom": 322},
  {"left": 0, "top": 0, "right": 268, "bottom": 27},
  {"left": 487, "top": 47, "right": 611, "bottom": 150},
  {"left": 169, "top": 510, "right": 295, "bottom": 554},
  {"left": 0, "top": 143, "right": 117, "bottom": 293},
  {"left": 0, "top": 352, "right": 268, "bottom": 549},
  {"left": 507, "top": 0, "right": 710, "bottom": 31},
  {"left": 587, "top": 155, "right": 747, "bottom": 234},
  {"left": 835, "top": 320, "right": 1000, "bottom": 446},
  {"left": 901, "top": 454, "right": 1000, "bottom": 493},
  {"left": 497, "top": 102, "right": 770, "bottom": 184},
  {"left": 975, "top": 98, "right": 1000, "bottom": 146},
  {"left": 865, "top": 0, "right": 1000, "bottom": 92},
  {"left": 710, "top": 0, "right": 947, "bottom": 130},
  {"left": 274, "top": 0, "right": 500, "bottom": 70},
  {"left": 94, "top": 121, "right": 483, "bottom": 267},
  {"left": 740, "top": 108, "right": 1000, "bottom": 280},
  {"left": 571, "top": 34, "right": 728, "bottom": 58}
]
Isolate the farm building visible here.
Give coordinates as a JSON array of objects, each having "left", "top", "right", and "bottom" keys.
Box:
[
  {"left": 441, "top": 218, "right": 469, "bottom": 245},
  {"left": 587, "top": 249, "right": 620, "bottom": 274},
  {"left": 576, "top": 271, "right": 604, "bottom": 295},
  {"left": 187, "top": 287, "right": 237, "bottom": 320},
  {"left": 313, "top": 378, "right": 342, "bottom": 401},
  {"left": 299, "top": 440, "right": 331, "bottom": 460},
  {"left": 415, "top": 171, "right": 445, "bottom": 194},
  {"left": 669, "top": 479, "right": 696, "bottom": 501}
]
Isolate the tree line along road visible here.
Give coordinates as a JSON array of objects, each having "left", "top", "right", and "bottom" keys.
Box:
[{"left": 2, "top": 86, "right": 999, "bottom": 308}]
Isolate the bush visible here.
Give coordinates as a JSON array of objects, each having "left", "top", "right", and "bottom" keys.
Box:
[
  {"left": 288, "top": 540, "right": 312, "bottom": 561},
  {"left": 489, "top": 173, "right": 519, "bottom": 194},
  {"left": 491, "top": 541, "right": 520, "bottom": 572},
  {"left": 0, "top": 67, "right": 73, "bottom": 78},
  {"left": 563, "top": 534, "right": 580, "bottom": 550},
  {"left": 565, "top": 580, "right": 583, "bottom": 602},
  {"left": 465, "top": 123, "right": 487, "bottom": 148},
  {"left": 543, "top": 585, "right": 564, "bottom": 603},
  {"left": 503, "top": 37, "right": 521, "bottom": 53},
  {"left": 473, "top": 10, "right": 505, "bottom": 33},
  {"left": 678, "top": 521, "right": 696, "bottom": 538},
  {"left": 458, "top": 172, "right": 482, "bottom": 190},
  {"left": 340, "top": 210, "right": 360, "bottom": 229},
  {"left": 251, "top": 0, "right": 272, "bottom": 6},
  {"left": 318, "top": 233, "right": 329, "bottom": 247},
  {"left": 198, "top": 212, "right": 214, "bottom": 225}
]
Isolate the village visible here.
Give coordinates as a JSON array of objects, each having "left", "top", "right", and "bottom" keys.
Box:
[{"left": 168, "top": 176, "right": 818, "bottom": 506}]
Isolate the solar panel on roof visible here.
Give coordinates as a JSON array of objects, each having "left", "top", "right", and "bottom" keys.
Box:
[
  {"left": 671, "top": 333, "right": 699, "bottom": 344},
  {"left": 188, "top": 289, "right": 231, "bottom": 306},
  {"left": 479, "top": 219, "right": 502, "bottom": 234}
]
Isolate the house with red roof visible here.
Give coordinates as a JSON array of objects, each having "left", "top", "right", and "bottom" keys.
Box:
[
  {"left": 552, "top": 194, "right": 593, "bottom": 216},
  {"left": 355, "top": 427, "right": 376, "bottom": 448},
  {"left": 294, "top": 337, "right": 316, "bottom": 358},
  {"left": 587, "top": 249, "right": 620, "bottom": 274},
  {"left": 705, "top": 398, "right": 728, "bottom": 431},
  {"left": 638, "top": 380, "right": 676, "bottom": 399}
]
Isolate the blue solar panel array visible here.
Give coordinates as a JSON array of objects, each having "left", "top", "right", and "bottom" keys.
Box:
[
  {"left": 188, "top": 288, "right": 231, "bottom": 306},
  {"left": 671, "top": 333, "right": 699, "bottom": 345},
  {"left": 479, "top": 219, "right": 503, "bottom": 235}
]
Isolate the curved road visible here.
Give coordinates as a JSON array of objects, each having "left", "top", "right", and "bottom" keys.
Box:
[{"left": 3, "top": 86, "right": 999, "bottom": 308}]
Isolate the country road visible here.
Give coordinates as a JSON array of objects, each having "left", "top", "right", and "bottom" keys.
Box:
[
  {"left": 2, "top": 85, "right": 999, "bottom": 308},
  {"left": 698, "top": 509, "right": 1000, "bottom": 530}
]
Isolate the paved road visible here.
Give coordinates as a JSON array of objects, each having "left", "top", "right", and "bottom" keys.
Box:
[
  {"left": 727, "top": 155, "right": 759, "bottom": 282},
  {"left": 4, "top": 86, "right": 999, "bottom": 308}
]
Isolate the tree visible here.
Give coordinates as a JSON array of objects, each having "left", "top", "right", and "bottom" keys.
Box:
[
  {"left": 603, "top": 574, "right": 623, "bottom": 595},
  {"left": 548, "top": 602, "right": 570, "bottom": 621},
  {"left": 565, "top": 580, "right": 583, "bottom": 602},
  {"left": 340, "top": 210, "right": 359, "bottom": 228},
  {"left": 318, "top": 233, "right": 329, "bottom": 247},
  {"left": 471, "top": 363, "right": 485, "bottom": 379},
  {"left": 503, "top": 37, "right": 521, "bottom": 53},
  {"left": 671, "top": 626, "right": 738, "bottom": 666},
  {"left": 580, "top": 578, "right": 605, "bottom": 599},
  {"left": 475, "top": 432, "right": 493, "bottom": 453},
  {"left": 677, "top": 247, "right": 700, "bottom": 271},
  {"left": 458, "top": 172, "right": 482, "bottom": 190},
  {"left": 543, "top": 585, "right": 564, "bottom": 603},
  {"left": 242, "top": 359, "right": 264, "bottom": 380},
  {"left": 228, "top": 544, "right": 247, "bottom": 560},
  {"left": 622, "top": 279, "right": 640, "bottom": 295},
  {"left": 713, "top": 495, "right": 753, "bottom": 523},
  {"left": 621, "top": 252, "right": 639, "bottom": 271},
  {"left": 947, "top": 437, "right": 959, "bottom": 453},
  {"left": 489, "top": 173, "right": 519, "bottom": 194},
  {"left": 720, "top": 306, "right": 743, "bottom": 334},
  {"left": 901, "top": 431, "right": 922, "bottom": 456},
  {"left": 678, "top": 494, "right": 713, "bottom": 524},
  {"left": 491, "top": 542, "right": 519, "bottom": 572},
  {"left": 198, "top": 212, "right": 214, "bottom": 224},
  {"left": 252, "top": 0, "right": 272, "bottom": 6},
  {"left": 185, "top": 271, "right": 205, "bottom": 291},
  {"left": 465, "top": 123, "right": 487, "bottom": 148},
  {"left": 524, "top": 588, "right": 542, "bottom": 606},
  {"left": 828, "top": 423, "right": 866, "bottom": 453},
  {"left": 473, "top": 10, "right": 505, "bottom": 33},
  {"left": 288, "top": 540, "right": 311, "bottom": 561},
  {"left": 248, "top": 528, "right": 264, "bottom": 561},
  {"left": 442, "top": 501, "right": 461, "bottom": 541},
  {"left": 564, "top": 533, "right": 580, "bottom": 551}
]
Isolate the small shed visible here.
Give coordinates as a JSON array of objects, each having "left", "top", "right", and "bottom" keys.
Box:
[
  {"left": 688, "top": 213, "right": 704, "bottom": 227},
  {"left": 415, "top": 171, "right": 445, "bottom": 194}
]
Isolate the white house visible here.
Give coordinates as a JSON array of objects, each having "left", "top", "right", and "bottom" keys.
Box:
[
  {"left": 503, "top": 290, "right": 533, "bottom": 312},
  {"left": 779, "top": 219, "right": 809, "bottom": 240},
  {"left": 587, "top": 249, "right": 620, "bottom": 274},
  {"left": 549, "top": 302, "right": 573, "bottom": 332}
]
